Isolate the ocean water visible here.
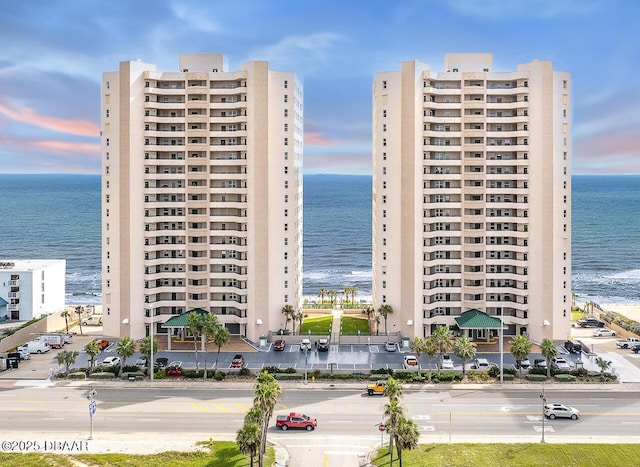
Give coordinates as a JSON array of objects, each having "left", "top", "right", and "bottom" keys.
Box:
[{"left": 0, "top": 173, "right": 638, "bottom": 306}]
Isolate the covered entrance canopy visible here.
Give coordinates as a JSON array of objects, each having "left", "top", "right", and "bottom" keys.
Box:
[
  {"left": 455, "top": 309, "right": 507, "bottom": 383},
  {"left": 454, "top": 308, "right": 506, "bottom": 341},
  {"left": 161, "top": 308, "right": 209, "bottom": 351}
]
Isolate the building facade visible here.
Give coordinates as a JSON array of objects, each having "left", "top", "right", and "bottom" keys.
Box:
[
  {"left": 101, "top": 54, "right": 303, "bottom": 341},
  {"left": 0, "top": 260, "right": 66, "bottom": 322},
  {"left": 372, "top": 54, "right": 571, "bottom": 343}
]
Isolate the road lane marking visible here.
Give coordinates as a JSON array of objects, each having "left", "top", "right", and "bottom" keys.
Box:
[{"left": 326, "top": 420, "right": 352, "bottom": 423}]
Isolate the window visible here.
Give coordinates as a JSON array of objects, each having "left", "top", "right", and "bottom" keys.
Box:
[
  {"left": 382, "top": 80, "right": 387, "bottom": 89},
  {"left": 383, "top": 109, "right": 387, "bottom": 117},
  {"left": 284, "top": 80, "right": 288, "bottom": 89},
  {"left": 284, "top": 138, "right": 288, "bottom": 146},
  {"left": 284, "top": 95, "right": 288, "bottom": 103}
]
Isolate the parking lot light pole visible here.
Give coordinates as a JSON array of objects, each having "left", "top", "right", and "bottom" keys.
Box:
[{"left": 540, "top": 385, "right": 547, "bottom": 443}]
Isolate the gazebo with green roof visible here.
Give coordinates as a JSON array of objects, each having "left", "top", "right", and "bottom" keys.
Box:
[
  {"left": 161, "top": 308, "right": 209, "bottom": 351},
  {"left": 455, "top": 309, "right": 507, "bottom": 384}
]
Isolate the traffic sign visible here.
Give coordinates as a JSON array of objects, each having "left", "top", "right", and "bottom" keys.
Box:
[
  {"left": 378, "top": 424, "right": 385, "bottom": 432},
  {"left": 89, "top": 401, "right": 96, "bottom": 415}
]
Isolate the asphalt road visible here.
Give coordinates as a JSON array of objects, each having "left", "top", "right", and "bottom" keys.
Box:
[{"left": 2, "top": 384, "right": 640, "bottom": 466}]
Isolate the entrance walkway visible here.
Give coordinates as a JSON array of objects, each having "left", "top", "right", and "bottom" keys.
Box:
[{"left": 331, "top": 308, "right": 342, "bottom": 342}]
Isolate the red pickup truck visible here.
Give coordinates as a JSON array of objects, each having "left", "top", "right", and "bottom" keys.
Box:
[{"left": 275, "top": 412, "right": 317, "bottom": 431}]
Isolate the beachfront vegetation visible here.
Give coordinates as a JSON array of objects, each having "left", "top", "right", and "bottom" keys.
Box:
[
  {"left": 510, "top": 335, "right": 533, "bottom": 378},
  {"left": 0, "top": 442, "right": 275, "bottom": 467},
  {"left": 377, "top": 304, "right": 394, "bottom": 335},
  {"left": 340, "top": 316, "right": 370, "bottom": 334},
  {"left": 372, "top": 444, "right": 640, "bottom": 467}
]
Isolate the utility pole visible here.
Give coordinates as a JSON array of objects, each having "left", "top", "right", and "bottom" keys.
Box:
[
  {"left": 87, "top": 387, "right": 97, "bottom": 440},
  {"left": 540, "top": 385, "right": 547, "bottom": 443}
]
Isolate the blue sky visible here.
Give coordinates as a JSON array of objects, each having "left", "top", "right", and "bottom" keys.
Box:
[{"left": 0, "top": 0, "right": 638, "bottom": 174}]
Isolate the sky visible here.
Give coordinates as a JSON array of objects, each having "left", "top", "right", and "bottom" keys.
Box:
[{"left": 0, "top": 0, "right": 639, "bottom": 175}]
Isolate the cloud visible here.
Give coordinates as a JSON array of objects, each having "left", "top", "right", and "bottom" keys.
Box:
[
  {"left": 445, "top": 0, "right": 599, "bottom": 20},
  {"left": 170, "top": 1, "right": 223, "bottom": 34},
  {"left": 574, "top": 135, "right": 640, "bottom": 175},
  {"left": 28, "top": 140, "right": 100, "bottom": 155},
  {"left": 305, "top": 132, "right": 334, "bottom": 146},
  {"left": 0, "top": 99, "right": 99, "bottom": 137},
  {"left": 249, "top": 32, "right": 346, "bottom": 74}
]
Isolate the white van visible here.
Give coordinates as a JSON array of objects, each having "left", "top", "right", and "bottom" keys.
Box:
[
  {"left": 82, "top": 315, "right": 102, "bottom": 326},
  {"left": 18, "top": 341, "right": 51, "bottom": 354}
]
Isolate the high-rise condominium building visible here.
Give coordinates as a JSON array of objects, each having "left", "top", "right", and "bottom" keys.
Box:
[
  {"left": 372, "top": 54, "right": 571, "bottom": 343},
  {"left": 101, "top": 54, "right": 303, "bottom": 342}
]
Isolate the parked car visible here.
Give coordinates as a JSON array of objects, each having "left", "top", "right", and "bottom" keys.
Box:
[
  {"left": 17, "top": 341, "right": 51, "bottom": 354},
  {"left": 385, "top": 342, "right": 396, "bottom": 352},
  {"left": 552, "top": 357, "right": 572, "bottom": 371},
  {"left": 273, "top": 339, "right": 286, "bottom": 351},
  {"left": 91, "top": 339, "right": 109, "bottom": 350},
  {"left": 135, "top": 357, "right": 148, "bottom": 369},
  {"left": 632, "top": 344, "right": 640, "bottom": 354},
  {"left": 564, "top": 341, "right": 582, "bottom": 354},
  {"left": 317, "top": 338, "right": 329, "bottom": 352},
  {"left": 101, "top": 356, "right": 121, "bottom": 367},
  {"left": 534, "top": 358, "right": 548, "bottom": 369},
  {"left": 230, "top": 354, "right": 245, "bottom": 368},
  {"left": 577, "top": 318, "right": 605, "bottom": 328},
  {"left": 166, "top": 363, "right": 182, "bottom": 377},
  {"left": 544, "top": 403, "right": 580, "bottom": 420},
  {"left": 19, "top": 349, "right": 31, "bottom": 360},
  {"left": 514, "top": 358, "right": 531, "bottom": 370},
  {"left": 82, "top": 315, "right": 103, "bottom": 326},
  {"left": 593, "top": 328, "right": 616, "bottom": 337},
  {"left": 155, "top": 357, "right": 169, "bottom": 370},
  {"left": 403, "top": 355, "right": 419, "bottom": 369},
  {"left": 300, "top": 338, "right": 312, "bottom": 352},
  {"left": 472, "top": 358, "right": 495, "bottom": 370},
  {"left": 441, "top": 355, "right": 454, "bottom": 370}
]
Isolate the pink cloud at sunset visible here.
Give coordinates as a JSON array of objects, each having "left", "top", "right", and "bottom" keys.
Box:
[
  {"left": 574, "top": 134, "right": 640, "bottom": 174},
  {"left": 305, "top": 132, "right": 334, "bottom": 146},
  {"left": 28, "top": 140, "right": 101, "bottom": 155},
  {"left": 0, "top": 100, "right": 99, "bottom": 138}
]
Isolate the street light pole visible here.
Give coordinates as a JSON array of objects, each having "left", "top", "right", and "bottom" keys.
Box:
[
  {"left": 540, "top": 385, "right": 547, "bottom": 443},
  {"left": 149, "top": 304, "right": 154, "bottom": 382}
]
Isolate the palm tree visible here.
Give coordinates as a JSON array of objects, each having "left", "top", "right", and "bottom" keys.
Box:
[
  {"left": 293, "top": 310, "right": 304, "bottom": 334},
  {"left": 384, "top": 397, "right": 404, "bottom": 458},
  {"left": 327, "top": 289, "right": 337, "bottom": 306},
  {"left": 61, "top": 310, "right": 70, "bottom": 334},
  {"left": 236, "top": 421, "right": 261, "bottom": 466},
  {"left": 115, "top": 336, "right": 135, "bottom": 378},
  {"left": 453, "top": 336, "right": 477, "bottom": 376},
  {"left": 424, "top": 338, "right": 438, "bottom": 382},
  {"left": 384, "top": 376, "right": 404, "bottom": 401},
  {"left": 201, "top": 313, "right": 219, "bottom": 379},
  {"left": 186, "top": 312, "right": 204, "bottom": 370},
  {"left": 411, "top": 337, "right": 429, "bottom": 375},
  {"left": 510, "top": 335, "right": 532, "bottom": 378},
  {"left": 540, "top": 338, "right": 558, "bottom": 378},
  {"left": 84, "top": 340, "right": 100, "bottom": 375},
  {"left": 378, "top": 304, "right": 394, "bottom": 335},
  {"left": 75, "top": 306, "right": 84, "bottom": 336},
  {"left": 139, "top": 335, "right": 159, "bottom": 378},
  {"left": 374, "top": 312, "right": 382, "bottom": 336},
  {"left": 342, "top": 286, "right": 353, "bottom": 308},
  {"left": 254, "top": 371, "right": 282, "bottom": 467},
  {"left": 213, "top": 325, "right": 230, "bottom": 371},
  {"left": 431, "top": 325, "right": 454, "bottom": 373},
  {"left": 394, "top": 415, "right": 419, "bottom": 467},
  {"left": 281, "top": 304, "right": 294, "bottom": 332},
  {"left": 55, "top": 350, "right": 79, "bottom": 376},
  {"left": 362, "top": 306, "right": 374, "bottom": 334},
  {"left": 317, "top": 288, "right": 326, "bottom": 307},
  {"left": 595, "top": 356, "right": 612, "bottom": 380}
]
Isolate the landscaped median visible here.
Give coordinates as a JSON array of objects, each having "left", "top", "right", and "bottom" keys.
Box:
[{"left": 370, "top": 443, "right": 640, "bottom": 466}]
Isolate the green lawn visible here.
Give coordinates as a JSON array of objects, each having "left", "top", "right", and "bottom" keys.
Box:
[
  {"left": 340, "top": 316, "right": 370, "bottom": 334},
  {"left": 0, "top": 442, "right": 274, "bottom": 467},
  {"left": 372, "top": 444, "right": 640, "bottom": 467},
  {"left": 301, "top": 315, "right": 333, "bottom": 334}
]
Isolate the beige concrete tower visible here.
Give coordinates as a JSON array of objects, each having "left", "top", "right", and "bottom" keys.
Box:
[
  {"left": 101, "top": 54, "right": 303, "bottom": 341},
  {"left": 373, "top": 54, "right": 571, "bottom": 343}
]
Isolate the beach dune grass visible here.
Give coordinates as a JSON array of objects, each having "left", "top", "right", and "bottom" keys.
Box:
[
  {"left": 340, "top": 316, "right": 370, "bottom": 334},
  {"left": 372, "top": 443, "right": 640, "bottom": 466},
  {"left": 301, "top": 315, "right": 333, "bottom": 334},
  {"left": 0, "top": 443, "right": 274, "bottom": 467}
]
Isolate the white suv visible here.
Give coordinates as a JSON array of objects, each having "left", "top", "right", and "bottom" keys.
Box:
[{"left": 544, "top": 403, "right": 580, "bottom": 420}]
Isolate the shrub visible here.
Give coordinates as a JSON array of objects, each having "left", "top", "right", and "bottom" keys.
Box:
[
  {"left": 274, "top": 373, "right": 304, "bottom": 380},
  {"left": 121, "top": 372, "right": 145, "bottom": 380},
  {"left": 528, "top": 367, "right": 547, "bottom": 376},
  {"left": 182, "top": 369, "right": 204, "bottom": 378},
  {"left": 284, "top": 367, "right": 297, "bottom": 374},
  {"left": 263, "top": 366, "right": 280, "bottom": 374},
  {"left": 91, "top": 372, "right": 116, "bottom": 380},
  {"left": 68, "top": 372, "right": 86, "bottom": 380},
  {"left": 525, "top": 374, "right": 548, "bottom": 382},
  {"left": 570, "top": 368, "right": 588, "bottom": 378},
  {"left": 370, "top": 374, "right": 391, "bottom": 381},
  {"left": 479, "top": 372, "right": 490, "bottom": 382},
  {"left": 238, "top": 367, "right": 251, "bottom": 376},
  {"left": 432, "top": 372, "right": 463, "bottom": 383},
  {"left": 555, "top": 374, "right": 576, "bottom": 382},
  {"left": 373, "top": 367, "right": 394, "bottom": 375},
  {"left": 312, "top": 369, "right": 321, "bottom": 378},
  {"left": 501, "top": 374, "right": 514, "bottom": 381},
  {"left": 488, "top": 366, "right": 500, "bottom": 378},
  {"left": 214, "top": 371, "right": 226, "bottom": 381}
]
